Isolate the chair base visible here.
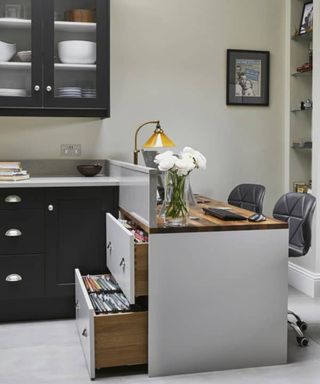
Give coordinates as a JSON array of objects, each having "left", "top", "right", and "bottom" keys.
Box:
[{"left": 288, "top": 310, "right": 308, "bottom": 346}]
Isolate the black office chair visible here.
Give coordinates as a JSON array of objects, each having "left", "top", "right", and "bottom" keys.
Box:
[
  {"left": 273, "top": 192, "right": 316, "bottom": 347},
  {"left": 228, "top": 184, "right": 265, "bottom": 213}
]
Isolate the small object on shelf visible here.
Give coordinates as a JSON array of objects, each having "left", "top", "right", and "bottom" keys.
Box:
[
  {"left": 64, "top": 9, "right": 95, "bottom": 23},
  {"left": 4, "top": 4, "right": 22, "bottom": 19},
  {"left": 292, "top": 141, "right": 312, "bottom": 149},
  {"left": 0, "top": 88, "right": 27, "bottom": 97},
  {"left": 58, "top": 40, "right": 96, "bottom": 64},
  {"left": 296, "top": 62, "right": 312, "bottom": 73},
  {"left": 0, "top": 40, "right": 16, "bottom": 62},
  {"left": 298, "top": 1, "right": 313, "bottom": 36},
  {"left": 309, "top": 48, "right": 313, "bottom": 65},
  {"left": 293, "top": 182, "right": 309, "bottom": 194},
  {"left": 304, "top": 99, "right": 312, "bottom": 108},
  {"left": 0, "top": 161, "right": 29, "bottom": 181},
  {"left": 16, "top": 50, "right": 31, "bottom": 62},
  {"left": 301, "top": 101, "right": 305, "bottom": 110},
  {"left": 77, "top": 164, "right": 102, "bottom": 177}
]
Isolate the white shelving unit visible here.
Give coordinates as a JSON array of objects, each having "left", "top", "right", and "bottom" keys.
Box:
[{"left": 285, "top": 0, "right": 320, "bottom": 296}]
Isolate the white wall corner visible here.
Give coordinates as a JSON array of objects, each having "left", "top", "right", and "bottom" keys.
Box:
[{"left": 288, "top": 262, "right": 320, "bottom": 298}]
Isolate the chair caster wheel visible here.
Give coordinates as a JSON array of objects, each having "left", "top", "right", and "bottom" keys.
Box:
[
  {"left": 297, "top": 321, "right": 308, "bottom": 331},
  {"left": 297, "top": 337, "right": 309, "bottom": 347}
]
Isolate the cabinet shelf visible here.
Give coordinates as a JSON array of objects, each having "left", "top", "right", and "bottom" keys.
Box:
[
  {"left": 55, "top": 63, "right": 96, "bottom": 71},
  {"left": 291, "top": 107, "right": 312, "bottom": 112},
  {"left": 291, "top": 144, "right": 312, "bottom": 151},
  {"left": 0, "top": 18, "right": 96, "bottom": 33},
  {"left": 291, "top": 31, "right": 312, "bottom": 41},
  {"left": 0, "top": 62, "right": 31, "bottom": 70},
  {"left": 0, "top": 18, "right": 31, "bottom": 28},
  {"left": 291, "top": 71, "right": 312, "bottom": 77},
  {"left": 54, "top": 21, "right": 96, "bottom": 33}
]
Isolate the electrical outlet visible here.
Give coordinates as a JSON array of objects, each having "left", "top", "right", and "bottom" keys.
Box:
[{"left": 60, "top": 144, "right": 81, "bottom": 157}]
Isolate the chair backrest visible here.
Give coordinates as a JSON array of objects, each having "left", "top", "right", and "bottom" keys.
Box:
[
  {"left": 227, "top": 183, "right": 266, "bottom": 213},
  {"left": 273, "top": 192, "right": 316, "bottom": 257}
]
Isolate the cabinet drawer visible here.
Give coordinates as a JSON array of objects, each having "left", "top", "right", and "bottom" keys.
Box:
[
  {"left": 106, "top": 214, "right": 148, "bottom": 303},
  {"left": 0, "top": 254, "right": 44, "bottom": 299},
  {"left": 75, "top": 269, "right": 147, "bottom": 380},
  {"left": 0, "top": 210, "right": 44, "bottom": 254},
  {"left": 0, "top": 189, "right": 44, "bottom": 210}
]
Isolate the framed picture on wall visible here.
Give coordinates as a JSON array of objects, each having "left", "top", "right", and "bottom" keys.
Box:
[
  {"left": 226, "top": 49, "right": 270, "bottom": 106},
  {"left": 299, "top": 1, "right": 313, "bottom": 35}
]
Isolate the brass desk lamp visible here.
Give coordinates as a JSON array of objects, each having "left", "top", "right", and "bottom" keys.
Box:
[{"left": 133, "top": 120, "right": 175, "bottom": 165}]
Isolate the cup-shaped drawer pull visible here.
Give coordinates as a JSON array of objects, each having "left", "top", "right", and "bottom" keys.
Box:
[
  {"left": 4, "top": 195, "right": 22, "bottom": 203},
  {"left": 5, "top": 274, "right": 22, "bottom": 282},
  {"left": 82, "top": 328, "right": 88, "bottom": 337},
  {"left": 5, "top": 229, "right": 22, "bottom": 237}
]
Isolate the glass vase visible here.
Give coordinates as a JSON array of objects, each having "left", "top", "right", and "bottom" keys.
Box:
[{"left": 162, "top": 171, "right": 189, "bottom": 227}]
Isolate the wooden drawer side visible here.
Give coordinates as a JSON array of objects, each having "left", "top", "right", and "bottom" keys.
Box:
[
  {"left": 135, "top": 243, "right": 148, "bottom": 297},
  {"left": 95, "top": 311, "right": 148, "bottom": 369}
]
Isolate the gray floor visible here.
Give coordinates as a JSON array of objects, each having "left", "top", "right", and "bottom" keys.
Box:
[{"left": 1, "top": 287, "right": 320, "bottom": 384}]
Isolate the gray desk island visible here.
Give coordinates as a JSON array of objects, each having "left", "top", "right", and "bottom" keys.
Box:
[{"left": 76, "top": 160, "right": 289, "bottom": 379}]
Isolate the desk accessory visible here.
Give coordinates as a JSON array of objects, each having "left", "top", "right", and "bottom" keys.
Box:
[
  {"left": 248, "top": 213, "right": 266, "bottom": 222},
  {"left": 202, "top": 207, "right": 246, "bottom": 221},
  {"left": 133, "top": 120, "right": 175, "bottom": 164},
  {"left": 155, "top": 147, "right": 206, "bottom": 227}
]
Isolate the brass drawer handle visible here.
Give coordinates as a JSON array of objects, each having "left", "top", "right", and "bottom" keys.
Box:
[
  {"left": 5, "top": 274, "right": 22, "bottom": 282},
  {"left": 5, "top": 229, "right": 22, "bottom": 237},
  {"left": 4, "top": 195, "right": 22, "bottom": 203},
  {"left": 82, "top": 328, "right": 87, "bottom": 337}
]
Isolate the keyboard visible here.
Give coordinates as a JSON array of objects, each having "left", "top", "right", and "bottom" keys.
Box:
[{"left": 202, "top": 207, "right": 247, "bottom": 221}]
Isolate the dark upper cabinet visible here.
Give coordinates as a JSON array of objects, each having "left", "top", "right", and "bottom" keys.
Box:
[
  {"left": 45, "top": 187, "right": 118, "bottom": 297},
  {"left": 0, "top": 0, "right": 110, "bottom": 117}
]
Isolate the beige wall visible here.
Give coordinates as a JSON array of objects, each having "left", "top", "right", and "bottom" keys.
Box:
[{"left": 0, "top": 0, "right": 286, "bottom": 213}]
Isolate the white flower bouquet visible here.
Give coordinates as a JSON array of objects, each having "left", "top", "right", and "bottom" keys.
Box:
[{"left": 154, "top": 147, "right": 206, "bottom": 226}]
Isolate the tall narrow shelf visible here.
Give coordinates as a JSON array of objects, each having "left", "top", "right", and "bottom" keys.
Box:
[{"left": 287, "top": 0, "right": 313, "bottom": 193}]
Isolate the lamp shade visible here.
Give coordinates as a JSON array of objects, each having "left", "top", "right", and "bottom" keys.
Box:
[{"left": 143, "top": 129, "right": 175, "bottom": 149}]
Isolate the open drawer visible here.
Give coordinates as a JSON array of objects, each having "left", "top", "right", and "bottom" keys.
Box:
[
  {"left": 75, "top": 269, "right": 148, "bottom": 380},
  {"left": 106, "top": 213, "right": 148, "bottom": 304}
]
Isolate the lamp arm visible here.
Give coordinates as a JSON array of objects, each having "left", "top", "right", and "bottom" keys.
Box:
[{"left": 134, "top": 120, "right": 160, "bottom": 164}]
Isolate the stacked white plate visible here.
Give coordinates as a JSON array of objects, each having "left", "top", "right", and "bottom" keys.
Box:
[
  {"left": 56, "top": 87, "right": 82, "bottom": 98},
  {"left": 82, "top": 88, "right": 96, "bottom": 98},
  {"left": 0, "top": 88, "right": 27, "bottom": 97}
]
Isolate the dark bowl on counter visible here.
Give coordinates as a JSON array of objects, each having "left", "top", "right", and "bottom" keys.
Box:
[{"left": 77, "top": 164, "right": 102, "bottom": 177}]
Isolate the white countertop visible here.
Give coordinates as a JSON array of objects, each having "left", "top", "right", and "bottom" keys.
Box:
[{"left": 0, "top": 176, "right": 119, "bottom": 188}]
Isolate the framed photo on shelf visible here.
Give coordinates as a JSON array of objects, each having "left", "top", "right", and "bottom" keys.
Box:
[
  {"left": 299, "top": 1, "right": 313, "bottom": 35},
  {"left": 293, "top": 182, "right": 309, "bottom": 194},
  {"left": 226, "top": 49, "right": 270, "bottom": 106}
]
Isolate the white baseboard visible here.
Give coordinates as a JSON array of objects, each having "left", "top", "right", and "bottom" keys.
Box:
[{"left": 288, "top": 262, "right": 320, "bottom": 298}]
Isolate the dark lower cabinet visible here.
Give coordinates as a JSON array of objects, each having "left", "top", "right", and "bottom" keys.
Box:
[
  {"left": 46, "top": 187, "right": 118, "bottom": 297},
  {"left": 0, "top": 186, "right": 118, "bottom": 322}
]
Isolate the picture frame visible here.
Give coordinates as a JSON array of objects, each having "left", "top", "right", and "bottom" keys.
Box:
[
  {"left": 226, "top": 49, "right": 270, "bottom": 106},
  {"left": 293, "top": 182, "right": 309, "bottom": 194},
  {"left": 5, "top": 4, "right": 22, "bottom": 18},
  {"left": 298, "top": 1, "right": 313, "bottom": 35}
]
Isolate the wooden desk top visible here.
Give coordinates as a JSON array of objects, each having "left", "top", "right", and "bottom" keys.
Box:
[{"left": 120, "top": 196, "right": 288, "bottom": 234}]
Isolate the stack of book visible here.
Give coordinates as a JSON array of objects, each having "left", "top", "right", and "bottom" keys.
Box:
[{"left": 0, "top": 162, "right": 30, "bottom": 181}]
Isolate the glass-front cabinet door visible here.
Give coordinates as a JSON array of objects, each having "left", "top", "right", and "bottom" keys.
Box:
[
  {"left": 43, "top": 0, "right": 108, "bottom": 112},
  {"left": 0, "top": 0, "right": 42, "bottom": 108}
]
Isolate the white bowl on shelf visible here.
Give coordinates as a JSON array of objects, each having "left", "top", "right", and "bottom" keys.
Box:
[
  {"left": 16, "top": 50, "right": 32, "bottom": 62},
  {"left": 58, "top": 40, "right": 96, "bottom": 64},
  {"left": 0, "top": 41, "right": 16, "bottom": 62},
  {"left": 0, "top": 88, "right": 27, "bottom": 97}
]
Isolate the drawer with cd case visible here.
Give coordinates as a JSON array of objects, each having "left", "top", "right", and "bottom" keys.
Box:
[
  {"left": 75, "top": 270, "right": 148, "bottom": 380},
  {"left": 75, "top": 212, "right": 149, "bottom": 379}
]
